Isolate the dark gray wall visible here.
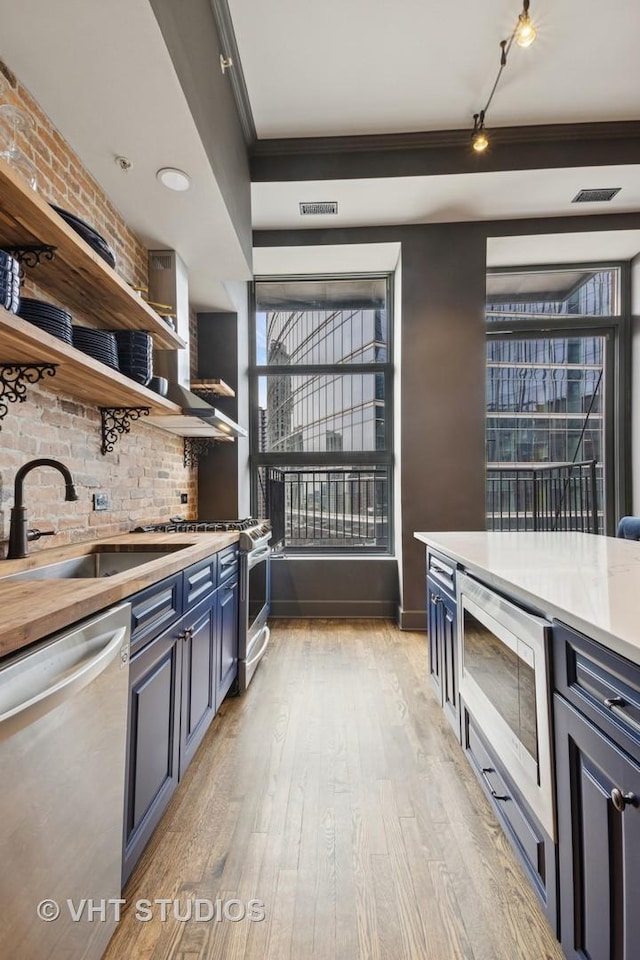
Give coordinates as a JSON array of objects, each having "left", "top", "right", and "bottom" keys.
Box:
[
  {"left": 149, "top": 0, "right": 252, "bottom": 268},
  {"left": 271, "top": 557, "right": 399, "bottom": 618},
  {"left": 255, "top": 211, "right": 640, "bottom": 627},
  {"left": 197, "top": 311, "right": 240, "bottom": 518}
]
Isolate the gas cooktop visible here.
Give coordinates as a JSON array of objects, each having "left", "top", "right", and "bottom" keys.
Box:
[{"left": 132, "top": 517, "right": 271, "bottom": 550}]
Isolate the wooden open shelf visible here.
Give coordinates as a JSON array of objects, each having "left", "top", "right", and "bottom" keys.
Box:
[
  {"left": 0, "top": 158, "right": 184, "bottom": 350},
  {"left": 190, "top": 378, "right": 235, "bottom": 397},
  {"left": 0, "top": 310, "right": 182, "bottom": 414}
]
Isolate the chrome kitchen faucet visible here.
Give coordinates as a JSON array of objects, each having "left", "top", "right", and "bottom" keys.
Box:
[{"left": 7, "top": 458, "right": 79, "bottom": 559}]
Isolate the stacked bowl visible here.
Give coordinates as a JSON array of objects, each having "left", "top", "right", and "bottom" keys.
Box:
[
  {"left": 17, "top": 296, "right": 72, "bottom": 342},
  {"left": 0, "top": 250, "right": 20, "bottom": 314},
  {"left": 50, "top": 205, "right": 117, "bottom": 269},
  {"left": 71, "top": 326, "right": 119, "bottom": 369},
  {"left": 112, "top": 330, "right": 153, "bottom": 386}
]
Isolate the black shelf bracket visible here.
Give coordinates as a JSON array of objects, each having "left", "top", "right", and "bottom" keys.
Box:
[
  {"left": 183, "top": 437, "right": 215, "bottom": 468},
  {"left": 5, "top": 244, "right": 57, "bottom": 278},
  {"left": 0, "top": 363, "right": 57, "bottom": 426},
  {"left": 100, "top": 407, "right": 149, "bottom": 455}
]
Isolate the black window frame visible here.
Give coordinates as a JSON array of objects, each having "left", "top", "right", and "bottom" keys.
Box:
[
  {"left": 249, "top": 272, "right": 395, "bottom": 555},
  {"left": 485, "top": 260, "right": 631, "bottom": 535}
]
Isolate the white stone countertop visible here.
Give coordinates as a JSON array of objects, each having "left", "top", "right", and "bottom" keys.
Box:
[{"left": 414, "top": 531, "right": 640, "bottom": 666}]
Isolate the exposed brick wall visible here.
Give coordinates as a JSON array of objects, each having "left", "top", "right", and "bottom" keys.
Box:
[{"left": 0, "top": 60, "right": 198, "bottom": 553}]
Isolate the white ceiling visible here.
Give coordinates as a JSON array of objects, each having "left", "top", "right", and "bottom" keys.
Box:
[
  {"left": 252, "top": 164, "right": 640, "bottom": 231},
  {"left": 487, "top": 230, "right": 640, "bottom": 267},
  {"left": 241, "top": 0, "right": 640, "bottom": 246},
  {"left": 0, "top": 0, "right": 251, "bottom": 310},
  {"left": 252, "top": 232, "right": 640, "bottom": 278},
  {"left": 228, "top": 0, "right": 640, "bottom": 138},
  {"left": 0, "top": 0, "right": 638, "bottom": 299}
]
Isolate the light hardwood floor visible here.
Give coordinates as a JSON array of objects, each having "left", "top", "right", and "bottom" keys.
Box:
[{"left": 104, "top": 619, "right": 564, "bottom": 960}]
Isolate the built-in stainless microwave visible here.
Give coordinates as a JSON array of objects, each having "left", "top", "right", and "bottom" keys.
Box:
[{"left": 457, "top": 572, "right": 555, "bottom": 840}]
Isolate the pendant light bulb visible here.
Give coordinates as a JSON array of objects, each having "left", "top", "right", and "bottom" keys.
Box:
[
  {"left": 472, "top": 112, "right": 489, "bottom": 153},
  {"left": 472, "top": 130, "right": 489, "bottom": 153},
  {"left": 516, "top": 2, "right": 536, "bottom": 47}
]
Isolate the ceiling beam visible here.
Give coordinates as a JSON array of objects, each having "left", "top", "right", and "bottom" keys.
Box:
[{"left": 250, "top": 120, "right": 640, "bottom": 182}]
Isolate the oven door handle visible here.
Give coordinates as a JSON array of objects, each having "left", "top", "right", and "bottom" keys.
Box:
[
  {"left": 246, "top": 625, "right": 271, "bottom": 668},
  {"left": 248, "top": 545, "right": 271, "bottom": 568}
]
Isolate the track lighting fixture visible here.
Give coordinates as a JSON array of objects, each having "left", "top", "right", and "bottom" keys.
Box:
[{"left": 470, "top": 1, "right": 538, "bottom": 153}]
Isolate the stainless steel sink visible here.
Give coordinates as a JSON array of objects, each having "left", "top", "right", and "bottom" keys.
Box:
[{"left": 0, "top": 546, "right": 187, "bottom": 582}]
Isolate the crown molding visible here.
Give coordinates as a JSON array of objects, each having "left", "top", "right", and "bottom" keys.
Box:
[{"left": 209, "top": 0, "right": 256, "bottom": 146}]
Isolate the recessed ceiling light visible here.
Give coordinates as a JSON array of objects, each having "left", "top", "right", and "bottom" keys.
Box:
[{"left": 156, "top": 167, "right": 191, "bottom": 192}]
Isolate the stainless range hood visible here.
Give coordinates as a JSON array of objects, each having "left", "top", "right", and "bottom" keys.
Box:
[
  {"left": 145, "top": 250, "right": 246, "bottom": 439},
  {"left": 164, "top": 383, "right": 247, "bottom": 438}
]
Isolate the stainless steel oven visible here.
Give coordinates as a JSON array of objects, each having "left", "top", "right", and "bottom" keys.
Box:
[
  {"left": 238, "top": 528, "right": 272, "bottom": 692},
  {"left": 457, "top": 572, "right": 555, "bottom": 839}
]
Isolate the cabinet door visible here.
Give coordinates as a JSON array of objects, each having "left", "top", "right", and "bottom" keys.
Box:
[
  {"left": 179, "top": 600, "right": 216, "bottom": 777},
  {"left": 441, "top": 593, "right": 460, "bottom": 738},
  {"left": 555, "top": 694, "right": 640, "bottom": 960},
  {"left": 427, "top": 577, "right": 443, "bottom": 704},
  {"left": 217, "top": 578, "right": 239, "bottom": 706},
  {"left": 124, "top": 621, "right": 182, "bottom": 883}
]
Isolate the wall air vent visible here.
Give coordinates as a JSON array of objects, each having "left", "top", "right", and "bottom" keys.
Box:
[
  {"left": 299, "top": 201, "right": 338, "bottom": 216},
  {"left": 150, "top": 252, "right": 174, "bottom": 271},
  {"left": 572, "top": 188, "right": 621, "bottom": 203}
]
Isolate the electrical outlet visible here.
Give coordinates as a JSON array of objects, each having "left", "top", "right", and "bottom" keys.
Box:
[
  {"left": 180, "top": 493, "right": 189, "bottom": 505},
  {"left": 93, "top": 492, "right": 109, "bottom": 511}
]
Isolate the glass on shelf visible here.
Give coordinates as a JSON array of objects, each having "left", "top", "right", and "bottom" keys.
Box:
[{"left": 0, "top": 103, "right": 38, "bottom": 191}]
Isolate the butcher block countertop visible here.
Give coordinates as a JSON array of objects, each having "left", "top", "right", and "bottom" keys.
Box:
[{"left": 0, "top": 531, "right": 239, "bottom": 660}]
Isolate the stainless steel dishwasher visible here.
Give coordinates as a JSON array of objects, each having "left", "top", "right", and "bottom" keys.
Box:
[{"left": 0, "top": 603, "right": 131, "bottom": 959}]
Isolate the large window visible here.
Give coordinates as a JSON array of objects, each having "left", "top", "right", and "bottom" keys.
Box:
[
  {"left": 250, "top": 277, "right": 393, "bottom": 553},
  {"left": 485, "top": 264, "right": 629, "bottom": 535}
]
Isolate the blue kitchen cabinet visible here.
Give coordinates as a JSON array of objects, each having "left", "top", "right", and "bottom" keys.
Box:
[
  {"left": 123, "top": 544, "right": 240, "bottom": 883},
  {"left": 554, "top": 623, "right": 640, "bottom": 960},
  {"left": 179, "top": 598, "right": 217, "bottom": 777},
  {"left": 426, "top": 550, "right": 460, "bottom": 738}
]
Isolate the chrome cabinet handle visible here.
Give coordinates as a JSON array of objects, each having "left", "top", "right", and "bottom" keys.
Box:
[
  {"left": 430, "top": 595, "right": 442, "bottom": 606},
  {"left": 481, "top": 767, "right": 510, "bottom": 802},
  {"left": 604, "top": 696, "right": 625, "bottom": 709},
  {"left": 603, "top": 696, "right": 640, "bottom": 736},
  {"left": 179, "top": 627, "right": 194, "bottom": 642},
  {"left": 611, "top": 788, "right": 638, "bottom": 813}
]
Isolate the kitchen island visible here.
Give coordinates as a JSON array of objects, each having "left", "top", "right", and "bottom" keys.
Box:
[
  {"left": 415, "top": 530, "right": 640, "bottom": 960},
  {"left": 414, "top": 530, "right": 640, "bottom": 665}
]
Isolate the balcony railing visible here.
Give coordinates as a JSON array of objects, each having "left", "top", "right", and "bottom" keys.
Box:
[
  {"left": 264, "top": 467, "right": 390, "bottom": 551},
  {"left": 486, "top": 459, "right": 600, "bottom": 533}
]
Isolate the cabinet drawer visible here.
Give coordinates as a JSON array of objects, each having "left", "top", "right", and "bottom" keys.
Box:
[
  {"left": 427, "top": 549, "right": 456, "bottom": 600},
  {"left": 463, "top": 707, "right": 556, "bottom": 925},
  {"left": 554, "top": 622, "right": 640, "bottom": 758},
  {"left": 184, "top": 555, "right": 217, "bottom": 609},
  {"left": 217, "top": 544, "right": 239, "bottom": 586},
  {"left": 129, "top": 573, "right": 182, "bottom": 655}
]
